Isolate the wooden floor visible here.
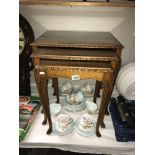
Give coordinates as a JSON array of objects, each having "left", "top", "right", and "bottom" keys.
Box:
[{"left": 19, "top": 148, "right": 108, "bottom": 155}]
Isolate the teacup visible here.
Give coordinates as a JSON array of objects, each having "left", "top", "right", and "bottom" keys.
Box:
[
  {"left": 57, "top": 114, "right": 73, "bottom": 129},
  {"left": 79, "top": 114, "right": 94, "bottom": 129},
  {"left": 86, "top": 101, "right": 97, "bottom": 115},
  {"left": 74, "top": 91, "right": 84, "bottom": 104},
  {"left": 62, "top": 82, "right": 72, "bottom": 92},
  {"left": 50, "top": 103, "right": 61, "bottom": 116},
  {"left": 66, "top": 91, "right": 84, "bottom": 105},
  {"left": 81, "top": 83, "right": 92, "bottom": 95},
  {"left": 66, "top": 93, "right": 75, "bottom": 104}
]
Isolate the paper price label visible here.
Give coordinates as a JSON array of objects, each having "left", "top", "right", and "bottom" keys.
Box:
[
  {"left": 39, "top": 72, "right": 45, "bottom": 75},
  {"left": 71, "top": 75, "right": 80, "bottom": 80}
]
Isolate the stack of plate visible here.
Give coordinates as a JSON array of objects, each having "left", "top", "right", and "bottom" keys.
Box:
[
  {"left": 116, "top": 63, "right": 135, "bottom": 100},
  {"left": 63, "top": 101, "right": 86, "bottom": 112}
]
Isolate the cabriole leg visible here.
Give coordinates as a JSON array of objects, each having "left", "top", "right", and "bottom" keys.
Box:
[
  {"left": 35, "top": 69, "right": 52, "bottom": 134},
  {"left": 34, "top": 69, "right": 47, "bottom": 125}
]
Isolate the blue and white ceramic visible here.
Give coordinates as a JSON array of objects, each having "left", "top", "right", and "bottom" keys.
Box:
[
  {"left": 80, "top": 83, "right": 95, "bottom": 98},
  {"left": 66, "top": 91, "right": 84, "bottom": 105},
  {"left": 50, "top": 103, "right": 61, "bottom": 116},
  {"left": 85, "top": 101, "right": 97, "bottom": 115},
  {"left": 53, "top": 114, "right": 74, "bottom": 136},
  {"left": 75, "top": 113, "right": 96, "bottom": 137},
  {"left": 60, "top": 81, "right": 73, "bottom": 96}
]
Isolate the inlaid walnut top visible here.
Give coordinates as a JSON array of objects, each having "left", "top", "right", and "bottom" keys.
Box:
[
  {"left": 32, "top": 48, "right": 119, "bottom": 61},
  {"left": 31, "top": 31, "right": 123, "bottom": 49}
]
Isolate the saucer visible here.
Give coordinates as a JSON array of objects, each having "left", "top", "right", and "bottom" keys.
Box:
[
  {"left": 75, "top": 126, "right": 95, "bottom": 137},
  {"left": 53, "top": 121, "right": 74, "bottom": 136},
  {"left": 75, "top": 114, "right": 96, "bottom": 137},
  {"left": 63, "top": 101, "right": 86, "bottom": 112},
  {"left": 53, "top": 114, "right": 74, "bottom": 136}
]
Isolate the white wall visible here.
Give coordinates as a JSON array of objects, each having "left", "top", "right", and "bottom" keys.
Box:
[
  {"left": 19, "top": 5, "right": 135, "bottom": 96},
  {"left": 20, "top": 5, "right": 135, "bottom": 63}
]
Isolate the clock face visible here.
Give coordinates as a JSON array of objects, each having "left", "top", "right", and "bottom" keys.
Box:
[{"left": 19, "top": 27, "right": 25, "bottom": 55}]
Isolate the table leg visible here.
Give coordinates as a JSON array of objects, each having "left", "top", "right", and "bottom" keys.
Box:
[
  {"left": 34, "top": 69, "right": 47, "bottom": 124},
  {"left": 96, "top": 106, "right": 103, "bottom": 137},
  {"left": 44, "top": 79, "right": 52, "bottom": 134},
  {"left": 100, "top": 82, "right": 111, "bottom": 128},
  {"left": 105, "top": 61, "right": 120, "bottom": 115},
  {"left": 96, "top": 81, "right": 113, "bottom": 137},
  {"left": 100, "top": 70, "right": 114, "bottom": 128},
  {"left": 41, "top": 108, "right": 44, "bottom": 114},
  {"left": 105, "top": 85, "right": 110, "bottom": 116},
  {"left": 95, "top": 80, "right": 109, "bottom": 115},
  {"left": 35, "top": 69, "right": 52, "bottom": 134},
  {"left": 52, "top": 78, "right": 59, "bottom": 103},
  {"left": 96, "top": 82, "right": 109, "bottom": 137},
  {"left": 93, "top": 80, "right": 100, "bottom": 103},
  {"left": 52, "top": 78, "right": 56, "bottom": 96},
  {"left": 41, "top": 80, "right": 49, "bottom": 114},
  {"left": 97, "top": 81, "right": 102, "bottom": 98},
  {"left": 105, "top": 82, "right": 113, "bottom": 116}
]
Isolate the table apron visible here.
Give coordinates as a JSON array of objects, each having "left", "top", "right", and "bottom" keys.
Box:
[{"left": 37, "top": 69, "right": 112, "bottom": 82}]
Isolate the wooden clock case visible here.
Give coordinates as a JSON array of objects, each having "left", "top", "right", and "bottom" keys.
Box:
[{"left": 19, "top": 14, "right": 34, "bottom": 96}]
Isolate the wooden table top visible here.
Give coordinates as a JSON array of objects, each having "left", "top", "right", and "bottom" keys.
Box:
[
  {"left": 39, "top": 59, "right": 112, "bottom": 69},
  {"left": 32, "top": 47, "right": 119, "bottom": 61},
  {"left": 31, "top": 31, "right": 123, "bottom": 49}
]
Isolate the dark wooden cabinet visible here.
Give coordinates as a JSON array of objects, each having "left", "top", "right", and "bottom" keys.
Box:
[{"left": 19, "top": 14, "right": 35, "bottom": 96}]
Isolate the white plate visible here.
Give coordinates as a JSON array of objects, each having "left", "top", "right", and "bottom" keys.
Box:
[
  {"left": 120, "top": 75, "right": 135, "bottom": 96},
  {"left": 125, "top": 83, "right": 135, "bottom": 100},
  {"left": 120, "top": 72, "right": 135, "bottom": 96},
  {"left": 120, "top": 67, "right": 134, "bottom": 87},
  {"left": 116, "top": 63, "right": 135, "bottom": 88},
  {"left": 116, "top": 63, "right": 135, "bottom": 100},
  {"left": 117, "top": 65, "right": 135, "bottom": 93},
  {"left": 117, "top": 63, "right": 134, "bottom": 80},
  {"left": 116, "top": 64, "right": 132, "bottom": 86}
]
